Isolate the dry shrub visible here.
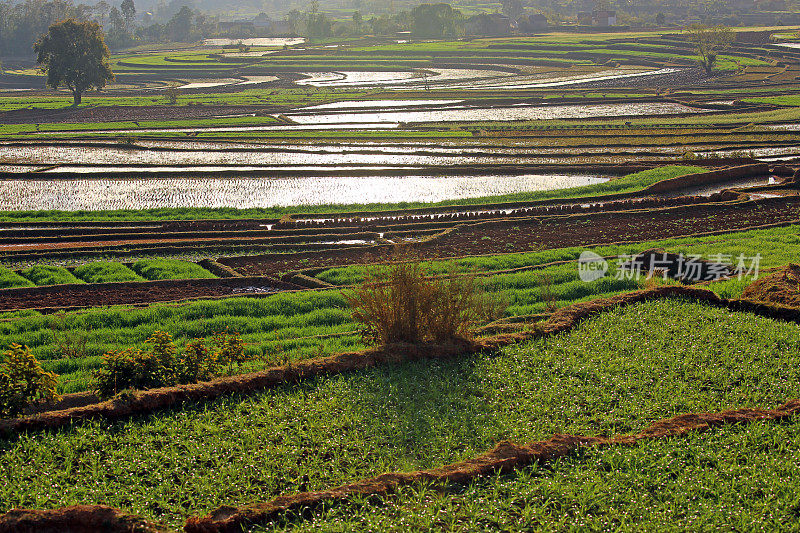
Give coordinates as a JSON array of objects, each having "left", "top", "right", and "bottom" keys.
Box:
[
  {"left": 0, "top": 343, "right": 59, "bottom": 417},
  {"left": 164, "top": 84, "right": 180, "bottom": 105},
  {"left": 345, "top": 256, "right": 505, "bottom": 345},
  {"left": 50, "top": 312, "right": 89, "bottom": 359},
  {"left": 539, "top": 273, "right": 559, "bottom": 313}
]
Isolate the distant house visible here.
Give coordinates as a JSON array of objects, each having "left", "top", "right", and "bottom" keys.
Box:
[
  {"left": 218, "top": 20, "right": 256, "bottom": 36},
  {"left": 465, "top": 13, "right": 517, "bottom": 36},
  {"left": 518, "top": 13, "right": 549, "bottom": 32},
  {"left": 253, "top": 13, "right": 273, "bottom": 30},
  {"left": 578, "top": 9, "right": 617, "bottom": 27}
]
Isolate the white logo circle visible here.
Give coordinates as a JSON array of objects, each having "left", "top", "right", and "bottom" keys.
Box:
[{"left": 578, "top": 251, "right": 608, "bottom": 282}]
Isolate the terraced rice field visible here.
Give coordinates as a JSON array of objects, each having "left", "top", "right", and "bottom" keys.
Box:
[{"left": 2, "top": 27, "right": 800, "bottom": 533}]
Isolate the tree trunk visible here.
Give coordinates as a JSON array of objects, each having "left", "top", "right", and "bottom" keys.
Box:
[{"left": 72, "top": 90, "right": 82, "bottom": 106}]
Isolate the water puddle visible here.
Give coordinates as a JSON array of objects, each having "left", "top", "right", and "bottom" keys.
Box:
[
  {"left": 18, "top": 123, "right": 402, "bottom": 136},
  {"left": 296, "top": 71, "right": 419, "bottom": 86},
  {"left": 293, "top": 67, "right": 680, "bottom": 90},
  {"left": 238, "top": 75, "right": 280, "bottom": 85}
]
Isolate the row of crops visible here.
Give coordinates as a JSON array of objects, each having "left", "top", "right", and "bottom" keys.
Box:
[{"left": 0, "top": 259, "right": 216, "bottom": 288}]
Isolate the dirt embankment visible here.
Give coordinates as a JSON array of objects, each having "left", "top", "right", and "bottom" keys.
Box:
[
  {"left": 0, "top": 277, "right": 301, "bottom": 313},
  {"left": 223, "top": 196, "right": 800, "bottom": 277},
  {"left": 741, "top": 263, "right": 800, "bottom": 307},
  {"left": 0, "top": 104, "right": 283, "bottom": 126},
  {"left": 185, "top": 398, "right": 800, "bottom": 533}
]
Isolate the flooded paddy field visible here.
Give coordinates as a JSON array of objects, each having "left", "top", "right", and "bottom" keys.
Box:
[
  {"left": 294, "top": 67, "right": 681, "bottom": 91},
  {"left": 2, "top": 139, "right": 796, "bottom": 171},
  {"left": 284, "top": 101, "right": 711, "bottom": 125},
  {"left": 0, "top": 173, "right": 606, "bottom": 211}
]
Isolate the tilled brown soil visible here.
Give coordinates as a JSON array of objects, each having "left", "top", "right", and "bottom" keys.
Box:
[
  {"left": 223, "top": 196, "right": 800, "bottom": 276},
  {"left": 0, "top": 277, "right": 300, "bottom": 312},
  {"left": 0, "top": 104, "right": 283, "bottom": 126}
]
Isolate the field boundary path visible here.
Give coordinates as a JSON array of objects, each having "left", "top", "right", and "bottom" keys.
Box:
[
  {"left": 4, "top": 285, "right": 800, "bottom": 435},
  {"left": 2, "top": 395, "right": 797, "bottom": 533}
]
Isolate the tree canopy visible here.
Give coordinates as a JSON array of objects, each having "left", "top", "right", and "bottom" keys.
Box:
[
  {"left": 34, "top": 18, "right": 114, "bottom": 106},
  {"left": 411, "top": 3, "right": 463, "bottom": 39},
  {"left": 685, "top": 24, "right": 735, "bottom": 75}
]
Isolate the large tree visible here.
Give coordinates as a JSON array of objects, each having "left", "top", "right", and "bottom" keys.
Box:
[
  {"left": 121, "top": 0, "right": 136, "bottom": 33},
  {"left": 34, "top": 19, "right": 115, "bottom": 106},
  {"left": 500, "top": 0, "right": 524, "bottom": 20},
  {"left": 411, "top": 3, "right": 463, "bottom": 39},
  {"left": 685, "top": 24, "right": 734, "bottom": 75}
]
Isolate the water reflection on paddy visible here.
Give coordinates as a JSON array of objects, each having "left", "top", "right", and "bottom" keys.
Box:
[{"left": 0, "top": 174, "right": 605, "bottom": 210}]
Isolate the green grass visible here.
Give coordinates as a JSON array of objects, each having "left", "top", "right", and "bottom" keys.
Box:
[
  {"left": 131, "top": 259, "right": 216, "bottom": 281},
  {"left": 0, "top": 115, "right": 281, "bottom": 136},
  {"left": 3, "top": 221, "right": 798, "bottom": 393},
  {"left": 0, "top": 165, "right": 705, "bottom": 223},
  {"left": 316, "top": 222, "right": 800, "bottom": 288},
  {"left": 262, "top": 419, "right": 800, "bottom": 532},
  {"left": 0, "top": 266, "right": 35, "bottom": 289},
  {"left": 0, "top": 291, "right": 359, "bottom": 393},
  {"left": 72, "top": 262, "right": 145, "bottom": 283},
  {"left": 0, "top": 261, "right": 635, "bottom": 393},
  {"left": 19, "top": 265, "right": 85, "bottom": 286},
  {"left": 744, "top": 95, "right": 800, "bottom": 107},
  {"left": 1, "top": 300, "right": 799, "bottom": 529}
]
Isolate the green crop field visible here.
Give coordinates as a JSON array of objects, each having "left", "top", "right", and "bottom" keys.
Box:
[
  {"left": 1, "top": 300, "right": 798, "bottom": 529},
  {"left": 20, "top": 265, "right": 85, "bottom": 286},
  {"left": 2, "top": 219, "right": 797, "bottom": 395},
  {"left": 0, "top": 266, "right": 35, "bottom": 289},
  {"left": 72, "top": 262, "right": 145, "bottom": 283},
  {"left": 2, "top": 25, "right": 800, "bottom": 532},
  {"left": 131, "top": 259, "right": 217, "bottom": 280}
]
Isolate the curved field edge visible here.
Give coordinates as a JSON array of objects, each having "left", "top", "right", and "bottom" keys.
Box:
[
  {"left": 1, "top": 297, "right": 800, "bottom": 530},
  {"left": 3, "top": 219, "right": 799, "bottom": 394},
  {"left": 188, "top": 399, "right": 800, "bottom": 533},
  {"left": 5, "top": 284, "right": 800, "bottom": 432},
  {"left": 0, "top": 165, "right": 705, "bottom": 223},
  {"left": 253, "top": 417, "right": 800, "bottom": 532}
]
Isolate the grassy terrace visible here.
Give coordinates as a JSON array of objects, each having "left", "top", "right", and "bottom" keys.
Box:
[
  {"left": 262, "top": 418, "right": 800, "bottom": 531},
  {"left": 2, "top": 27, "right": 800, "bottom": 530},
  {"left": 2, "top": 220, "right": 798, "bottom": 394},
  {"left": 0, "top": 260, "right": 215, "bottom": 289},
  {"left": 0, "top": 166, "right": 705, "bottom": 222},
  {"left": 1, "top": 300, "right": 798, "bottom": 529}
]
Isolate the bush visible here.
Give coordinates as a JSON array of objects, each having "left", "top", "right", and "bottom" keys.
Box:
[
  {"left": 73, "top": 262, "right": 144, "bottom": 283},
  {"left": 0, "top": 343, "right": 59, "bottom": 417},
  {"left": 94, "top": 330, "right": 248, "bottom": 396},
  {"left": 22, "top": 265, "right": 84, "bottom": 286},
  {"left": 345, "top": 256, "right": 505, "bottom": 345}
]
